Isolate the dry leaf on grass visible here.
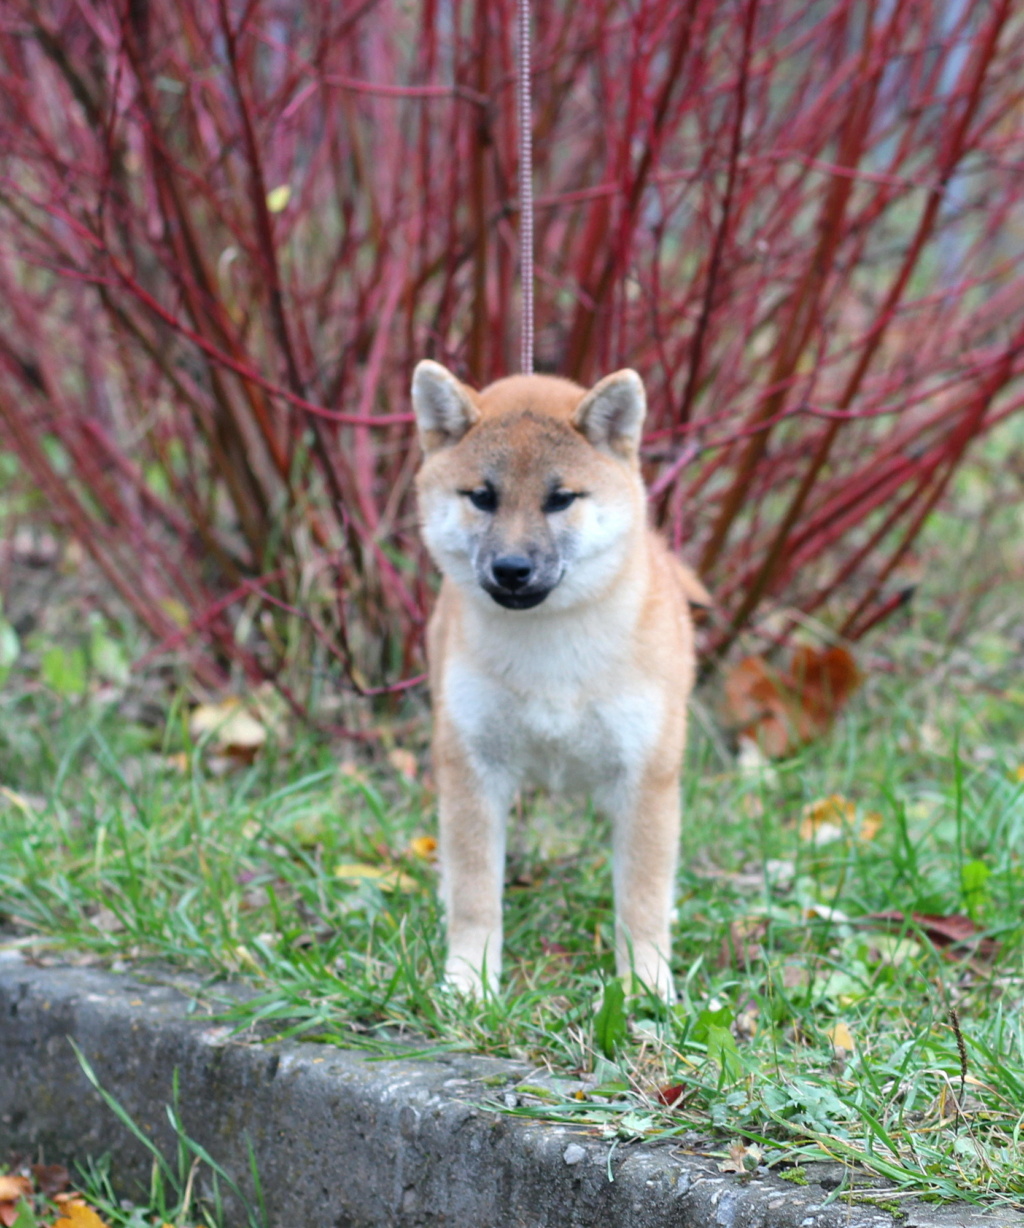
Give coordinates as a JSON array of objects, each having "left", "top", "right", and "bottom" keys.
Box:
[
  {"left": 189, "top": 687, "right": 286, "bottom": 767},
  {"left": 825, "top": 1021, "right": 855, "bottom": 1052},
  {"left": 0, "top": 1178, "right": 31, "bottom": 1203},
  {"left": 724, "top": 646, "right": 861, "bottom": 757},
  {"left": 31, "top": 1165, "right": 70, "bottom": 1198},
  {"left": 0, "top": 1175, "right": 31, "bottom": 1228},
  {"left": 655, "top": 1082, "right": 688, "bottom": 1108},
  {"left": 54, "top": 1199, "right": 111, "bottom": 1228},
  {"left": 866, "top": 911, "right": 998, "bottom": 960},
  {"left": 798, "top": 794, "right": 882, "bottom": 845},
  {"left": 406, "top": 835, "right": 437, "bottom": 861},
  {"left": 190, "top": 698, "right": 267, "bottom": 764},
  {"left": 718, "top": 1141, "right": 762, "bottom": 1173},
  {"left": 333, "top": 863, "right": 419, "bottom": 892}
]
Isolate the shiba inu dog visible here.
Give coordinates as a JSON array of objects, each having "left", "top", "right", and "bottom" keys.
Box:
[{"left": 412, "top": 360, "right": 708, "bottom": 1000}]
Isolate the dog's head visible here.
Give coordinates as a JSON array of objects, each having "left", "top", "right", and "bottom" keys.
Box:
[{"left": 412, "top": 361, "right": 647, "bottom": 612}]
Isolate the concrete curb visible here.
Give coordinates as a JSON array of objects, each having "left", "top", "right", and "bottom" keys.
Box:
[{"left": 1, "top": 951, "right": 1020, "bottom": 1228}]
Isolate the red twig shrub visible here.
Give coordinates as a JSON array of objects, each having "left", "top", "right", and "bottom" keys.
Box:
[{"left": 1, "top": 0, "right": 1022, "bottom": 717}]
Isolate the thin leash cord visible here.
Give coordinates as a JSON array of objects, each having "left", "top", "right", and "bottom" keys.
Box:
[{"left": 517, "top": 0, "right": 534, "bottom": 374}]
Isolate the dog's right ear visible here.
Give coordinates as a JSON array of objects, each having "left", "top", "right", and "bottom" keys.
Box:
[{"left": 412, "top": 360, "right": 481, "bottom": 453}]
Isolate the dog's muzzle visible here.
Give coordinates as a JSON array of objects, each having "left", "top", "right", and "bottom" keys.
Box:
[{"left": 483, "top": 554, "right": 555, "bottom": 609}]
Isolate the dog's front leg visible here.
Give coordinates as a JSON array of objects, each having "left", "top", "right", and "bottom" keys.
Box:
[
  {"left": 609, "top": 764, "right": 681, "bottom": 1003},
  {"left": 434, "top": 721, "right": 511, "bottom": 996}
]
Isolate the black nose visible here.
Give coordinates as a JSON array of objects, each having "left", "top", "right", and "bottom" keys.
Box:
[{"left": 491, "top": 555, "right": 533, "bottom": 592}]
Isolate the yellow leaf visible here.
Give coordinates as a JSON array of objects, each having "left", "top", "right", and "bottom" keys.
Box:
[
  {"left": 54, "top": 1201, "right": 111, "bottom": 1228},
  {"left": 407, "top": 835, "right": 437, "bottom": 860},
  {"left": 799, "top": 794, "right": 854, "bottom": 841},
  {"left": 798, "top": 794, "right": 881, "bottom": 844},
  {"left": 266, "top": 184, "right": 291, "bottom": 213},
  {"left": 333, "top": 863, "right": 418, "bottom": 892},
  {"left": 825, "top": 1021, "right": 854, "bottom": 1051},
  {"left": 1015, "top": 765, "right": 1024, "bottom": 782}
]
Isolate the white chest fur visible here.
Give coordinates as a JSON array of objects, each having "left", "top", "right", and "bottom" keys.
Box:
[{"left": 442, "top": 595, "right": 663, "bottom": 801}]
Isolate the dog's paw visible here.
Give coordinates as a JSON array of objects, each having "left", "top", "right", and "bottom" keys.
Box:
[
  {"left": 631, "top": 973, "right": 677, "bottom": 1008},
  {"left": 624, "top": 953, "right": 677, "bottom": 1007},
  {"left": 442, "top": 957, "right": 497, "bottom": 999}
]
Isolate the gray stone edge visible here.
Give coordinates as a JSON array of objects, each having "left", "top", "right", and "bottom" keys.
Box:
[{"left": 0, "top": 951, "right": 1018, "bottom": 1228}]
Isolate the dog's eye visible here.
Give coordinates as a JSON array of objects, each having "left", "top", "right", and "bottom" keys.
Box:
[
  {"left": 543, "top": 490, "right": 579, "bottom": 514},
  {"left": 462, "top": 485, "right": 498, "bottom": 512}
]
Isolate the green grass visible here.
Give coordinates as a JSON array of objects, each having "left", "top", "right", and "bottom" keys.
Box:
[
  {"left": 1, "top": 644, "right": 1023, "bottom": 1206},
  {"left": 2, "top": 432, "right": 1023, "bottom": 1209}
]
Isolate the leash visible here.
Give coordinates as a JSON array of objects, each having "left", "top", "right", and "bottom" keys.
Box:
[{"left": 517, "top": 0, "right": 534, "bottom": 374}]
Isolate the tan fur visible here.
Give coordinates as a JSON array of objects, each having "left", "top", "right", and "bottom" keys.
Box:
[{"left": 412, "top": 360, "right": 703, "bottom": 999}]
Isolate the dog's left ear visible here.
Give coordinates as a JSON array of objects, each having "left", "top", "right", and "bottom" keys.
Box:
[{"left": 572, "top": 369, "right": 646, "bottom": 460}]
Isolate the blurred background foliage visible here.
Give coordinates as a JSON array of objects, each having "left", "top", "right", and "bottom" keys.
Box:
[{"left": 0, "top": 0, "right": 1023, "bottom": 727}]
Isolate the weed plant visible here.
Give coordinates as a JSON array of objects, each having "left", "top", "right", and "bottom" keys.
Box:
[{"left": 5, "top": 1047, "right": 266, "bottom": 1228}]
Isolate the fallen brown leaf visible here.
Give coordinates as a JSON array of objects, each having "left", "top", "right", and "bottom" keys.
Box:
[
  {"left": 31, "top": 1163, "right": 70, "bottom": 1198},
  {"left": 718, "top": 1141, "right": 762, "bottom": 1173},
  {"left": 0, "top": 1174, "right": 31, "bottom": 1228},
  {"left": 655, "top": 1083, "right": 688, "bottom": 1108},
  {"left": 0, "top": 1178, "right": 31, "bottom": 1204},
  {"left": 724, "top": 646, "right": 861, "bottom": 757},
  {"left": 866, "top": 911, "right": 998, "bottom": 960}
]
